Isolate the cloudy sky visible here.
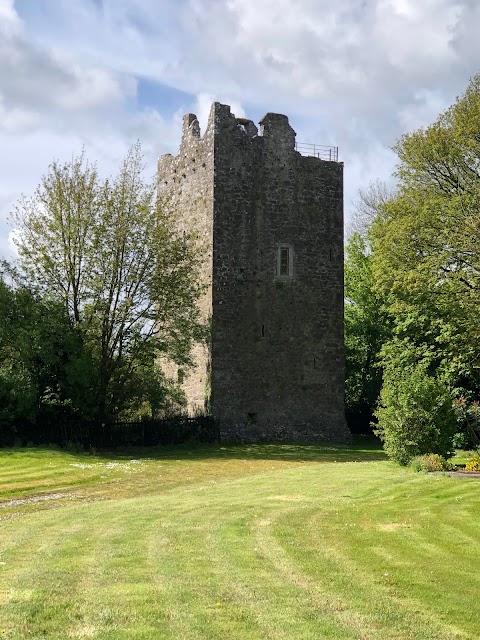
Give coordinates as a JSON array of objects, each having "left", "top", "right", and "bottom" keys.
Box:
[{"left": 1, "top": 0, "right": 479, "bottom": 259}]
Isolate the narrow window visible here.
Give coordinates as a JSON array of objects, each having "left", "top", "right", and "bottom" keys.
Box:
[
  {"left": 277, "top": 244, "right": 293, "bottom": 278},
  {"left": 261, "top": 324, "right": 265, "bottom": 337},
  {"left": 280, "top": 247, "right": 290, "bottom": 276}
]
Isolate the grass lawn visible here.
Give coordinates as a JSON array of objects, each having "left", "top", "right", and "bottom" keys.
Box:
[{"left": 0, "top": 439, "right": 478, "bottom": 639}]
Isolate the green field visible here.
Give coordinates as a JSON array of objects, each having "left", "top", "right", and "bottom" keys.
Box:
[{"left": 0, "top": 441, "right": 478, "bottom": 639}]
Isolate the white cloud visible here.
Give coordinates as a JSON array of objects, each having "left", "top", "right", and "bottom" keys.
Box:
[
  {"left": 0, "top": 0, "right": 20, "bottom": 34},
  {"left": 14, "top": 0, "right": 477, "bottom": 139},
  {"left": 1, "top": 0, "right": 479, "bottom": 249},
  {"left": 0, "top": 114, "right": 181, "bottom": 254},
  {"left": 398, "top": 90, "right": 451, "bottom": 132},
  {"left": 374, "top": 0, "right": 461, "bottom": 70},
  {"left": 194, "top": 93, "right": 215, "bottom": 133},
  {"left": 0, "top": 2, "right": 134, "bottom": 127},
  {"left": 0, "top": 0, "right": 185, "bottom": 255}
]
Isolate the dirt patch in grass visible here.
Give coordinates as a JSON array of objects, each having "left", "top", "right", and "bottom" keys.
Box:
[
  {"left": 376, "top": 522, "right": 412, "bottom": 531},
  {"left": 0, "top": 492, "right": 73, "bottom": 508}
]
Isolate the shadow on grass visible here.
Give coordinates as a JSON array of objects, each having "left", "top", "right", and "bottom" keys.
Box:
[{"left": 1, "top": 436, "right": 387, "bottom": 464}]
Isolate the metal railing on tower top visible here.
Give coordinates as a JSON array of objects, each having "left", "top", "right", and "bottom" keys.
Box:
[{"left": 295, "top": 142, "right": 339, "bottom": 162}]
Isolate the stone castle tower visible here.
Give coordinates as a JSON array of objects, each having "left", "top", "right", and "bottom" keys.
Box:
[{"left": 158, "top": 103, "right": 350, "bottom": 442}]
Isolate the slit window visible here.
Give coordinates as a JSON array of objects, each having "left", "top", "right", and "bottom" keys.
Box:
[
  {"left": 277, "top": 245, "right": 293, "bottom": 277},
  {"left": 280, "top": 247, "right": 289, "bottom": 275}
]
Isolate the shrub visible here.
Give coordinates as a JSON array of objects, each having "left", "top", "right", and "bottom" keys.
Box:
[
  {"left": 452, "top": 431, "right": 471, "bottom": 450},
  {"left": 452, "top": 397, "right": 480, "bottom": 450},
  {"left": 464, "top": 455, "right": 480, "bottom": 472},
  {"left": 409, "top": 454, "right": 454, "bottom": 472},
  {"left": 374, "top": 365, "right": 456, "bottom": 465}
]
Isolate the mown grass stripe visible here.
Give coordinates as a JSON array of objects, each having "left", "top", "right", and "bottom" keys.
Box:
[{"left": 0, "top": 445, "right": 478, "bottom": 639}]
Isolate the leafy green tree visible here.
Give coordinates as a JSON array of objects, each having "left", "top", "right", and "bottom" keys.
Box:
[
  {"left": 369, "top": 74, "right": 480, "bottom": 459},
  {"left": 374, "top": 362, "right": 456, "bottom": 465},
  {"left": 371, "top": 74, "right": 480, "bottom": 389},
  {"left": 344, "top": 180, "right": 396, "bottom": 431},
  {"left": 344, "top": 232, "right": 389, "bottom": 431},
  {"left": 12, "top": 143, "right": 204, "bottom": 423},
  {"left": 0, "top": 277, "right": 36, "bottom": 439},
  {"left": 0, "top": 271, "right": 95, "bottom": 443}
]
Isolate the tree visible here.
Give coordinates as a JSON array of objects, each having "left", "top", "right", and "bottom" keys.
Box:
[
  {"left": 344, "top": 232, "right": 390, "bottom": 432},
  {"left": 348, "top": 179, "right": 396, "bottom": 237},
  {"left": 0, "top": 268, "right": 95, "bottom": 444},
  {"left": 344, "top": 179, "right": 396, "bottom": 432},
  {"left": 371, "top": 75, "right": 480, "bottom": 389},
  {"left": 0, "top": 275, "right": 36, "bottom": 440},
  {"left": 369, "top": 74, "right": 480, "bottom": 458},
  {"left": 374, "top": 362, "right": 456, "bottom": 465},
  {"left": 12, "top": 143, "right": 205, "bottom": 423}
]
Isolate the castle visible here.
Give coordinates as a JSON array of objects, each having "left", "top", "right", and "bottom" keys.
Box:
[{"left": 158, "top": 103, "right": 350, "bottom": 442}]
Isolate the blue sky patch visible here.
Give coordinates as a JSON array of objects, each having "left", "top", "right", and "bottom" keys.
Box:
[{"left": 135, "top": 77, "right": 193, "bottom": 116}]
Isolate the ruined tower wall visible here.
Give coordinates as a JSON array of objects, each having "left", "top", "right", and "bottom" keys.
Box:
[
  {"left": 158, "top": 102, "right": 350, "bottom": 442},
  {"left": 157, "top": 114, "right": 214, "bottom": 412},
  {"left": 211, "top": 104, "right": 349, "bottom": 441}
]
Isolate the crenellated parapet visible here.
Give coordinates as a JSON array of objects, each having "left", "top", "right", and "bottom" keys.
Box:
[
  {"left": 161, "top": 102, "right": 337, "bottom": 176},
  {"left": 259, "top": 112, "right": 296, "bottom": 148},
  {"left": 182, "top": 113, "right": 201, "bottom": 141}
]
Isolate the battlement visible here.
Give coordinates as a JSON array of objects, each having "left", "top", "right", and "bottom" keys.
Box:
[
  {"left": 182, "top": 113, "right": 200, "bottom": 139},
  {"left": 175, "top": 103, "right": 339, "bottom": 164}
]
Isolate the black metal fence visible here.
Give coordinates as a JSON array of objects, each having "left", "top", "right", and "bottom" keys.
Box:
[{"left": 1, "top": 415, "right": 219, "bottom": 449}]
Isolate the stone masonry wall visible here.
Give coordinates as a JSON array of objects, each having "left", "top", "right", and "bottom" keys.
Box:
[
  {"left": 157, "top": 113, "right": 214, "bottom": 413},
  {"left": 210, "top": 104, "right": 350, "bottom": 441},
  {"left": 158, "top": 103, "right": 350, "bottom": 442}
]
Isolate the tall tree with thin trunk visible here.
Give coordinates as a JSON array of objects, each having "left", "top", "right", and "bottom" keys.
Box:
[{"left": 12, "top": 143, "right": 205, "bottom": 422}]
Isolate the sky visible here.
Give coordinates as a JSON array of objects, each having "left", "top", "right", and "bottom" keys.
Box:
[{"left": 1, "top": 0, "right": 479, "bottom": 259}]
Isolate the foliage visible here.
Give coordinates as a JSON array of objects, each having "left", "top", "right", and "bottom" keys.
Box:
[
  {"left": 374, "top": 363, "right": 456, "bottom": 465},
  {"left": 344, "top": 232, "right": 390, "bottom": 431},
  {"left": 451, "top": 397, "right": 480, "bottom": 449},
  {"left": 370, "top": 74, "right": 480, "bottom": 397},
  {"left": 451, "top": 431, "right": 470, "bottom": 450},
  {"left": 464, "top": 454, "right": 480, "bottom": 472},
  {"left": 12, "top": 143, "right": 205, "bottom": 423},
  {"left": 366, "top": 75, "right": 480, "bottom": 462},
  {"left": 0, "top": 271, "right": 96, "bottom": 444},
  {"left": 409, "top": 453, "right": 454, "bottom": 473}
]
